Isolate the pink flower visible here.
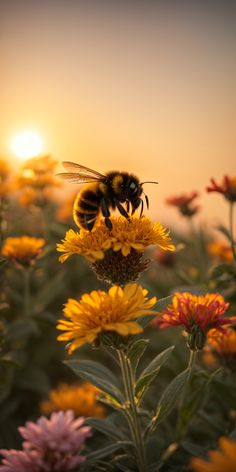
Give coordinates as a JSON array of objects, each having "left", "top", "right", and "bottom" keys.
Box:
[{"left": 0, "top": 411, "right": 91, "bottom": 472}]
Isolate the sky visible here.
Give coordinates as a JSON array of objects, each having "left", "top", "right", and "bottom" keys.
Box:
[{"left": 1, "top": 1, "right": 236, "bottom": 232}]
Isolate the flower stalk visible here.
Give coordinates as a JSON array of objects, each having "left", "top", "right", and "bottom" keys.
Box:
[
  {"left": 229, "top": 202, "right": 236, "bottom": 262},
  {"left": 23, "top": 268, "right": 31, "bottom": 318},
  {"left": 118, "top": 349, "right": 147, "bottom": 472}
]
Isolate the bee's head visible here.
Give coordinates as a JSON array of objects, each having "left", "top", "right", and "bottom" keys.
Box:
[{"left": 127, "top": 177, "right": 142, "bottom": 201}]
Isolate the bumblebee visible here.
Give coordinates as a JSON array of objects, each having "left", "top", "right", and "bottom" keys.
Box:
[{"left": 58, "top": 162, "right": 158, "bottom": 230}]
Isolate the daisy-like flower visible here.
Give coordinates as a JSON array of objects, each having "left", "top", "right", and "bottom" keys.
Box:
[
  {"left": 206, "top": 328, "right": 236, "bottom": 371},
  {"left": 57, "top": 216, "right": 174, "bottom": 284},
  {"left": 155, "top": 292, "right": 231, "bottom": 351},
  {"left": 207, "top": 176, "right": 236, "bottom": 203},
  {"left": 41, "top": 382, "right": 106, "bottom": 418},
  {"left": 1, "top": 236, "right": 45, "bottom": 268},
  {"left": 16, "top": 155, "right": 61, "bottom": 208},
  {"left": 207, "top": 241, "right": 233, "bottom": 263},
  {"left": 166, "top": 191, "right": 199, "bottom": 217},
  {"left": 57, "top": 283, "right": 157, "bottom": 353},
  {"left": 190, "top": 437, "right": 236, "bottom": 472},
  {"left": 0, "top": 410, "right": 91, "bottom": 472}
]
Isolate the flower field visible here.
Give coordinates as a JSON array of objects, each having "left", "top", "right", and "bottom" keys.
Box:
[{"left": 0, "top": 155, "right": 236, "bottom": 471}]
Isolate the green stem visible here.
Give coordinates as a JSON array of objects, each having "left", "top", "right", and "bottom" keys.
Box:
[
  {"left": 23, "top": 269, "right": 31, "bottom": 317},
  {"left": 176, "top": 349, "right": 197, "bottom": 440},
  {"left": 118, "top": 350, "right": 147, "bottom": 472},
  {"left": 187, "top": 349, "right": 196, "bottom": 379},
  {"left": 229, "top": 203, "right": 236, "bottom": 262}
]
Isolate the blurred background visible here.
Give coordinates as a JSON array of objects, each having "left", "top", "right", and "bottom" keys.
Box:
[{"left": 1, "top": 0, "right": 235, "bottom": 232}]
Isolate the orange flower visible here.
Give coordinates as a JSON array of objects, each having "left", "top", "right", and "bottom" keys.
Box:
[
  {"left": 207, "top": 176, "right": 236, "bottom": 203},
  {"left": 190, "top": 437, "right": 236, "bottom": 472},
  {"left": 207, "top": 241, "right": 233, "bottom": 263},
  {"left": 41, "top": 383, "right": 106, "bottom": 418},
  {"left": 166, "top": 191, "right": 199, "bottom": 217},
  {"left": 155, "top": 292, "right": 232, "bottom": 350},
  {"left": 206, "top": 327, "right": 236, "bottom": 370},
  {"left": 1, "top": 236, "right": 45, "bottom": 267}
]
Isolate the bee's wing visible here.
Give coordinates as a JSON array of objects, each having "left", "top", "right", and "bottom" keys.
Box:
[
  {"left": 57, "top": 172, "right": 102, "bottom": 184},
  {"left": 62, "top": 161, "right": 105, "bottom": 178}
]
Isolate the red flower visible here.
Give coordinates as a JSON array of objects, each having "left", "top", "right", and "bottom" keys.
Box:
[
  {"left": 166, "top": 192, "right": 199, "bottom": 217},
  {"left": 207, "top": 176, "right": 236, "bottom": 202},
  {"left": 155, "top": 292, "right": 232, "bottom": 350}
]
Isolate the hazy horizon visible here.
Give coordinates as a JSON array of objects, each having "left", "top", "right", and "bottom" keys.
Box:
[{"left": 1, "top": 1, "right": 236, "bottom": 232}]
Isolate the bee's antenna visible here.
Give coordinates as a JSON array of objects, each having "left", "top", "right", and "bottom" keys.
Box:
[{"left": 141, "top": 181, "right": 159, "bottom": 185}]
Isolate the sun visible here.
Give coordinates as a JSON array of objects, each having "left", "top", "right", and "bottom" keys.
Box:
[{"left": 10, "top": 131, "right": 43, "bottom": 160}]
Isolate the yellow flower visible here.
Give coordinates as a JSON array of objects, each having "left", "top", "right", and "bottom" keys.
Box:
[
  {"left": 57, "top": 216, "right": 175, "bottom": 263},
  {"left": 57, "top": 227, "right": 112, "bottom": 263},
  {"left": 57, "top": 284, "right": 156, "bottom": 353},
  {"left": 190, "top": 437, "right": 236, "bottom": 472},
  {"left": 110, "top": 216, "right": 175, "bottom": 256},
  {"left": 207, "top": 241, "right": 233, "bottom": 262},
  {"left": 1, "top": 236, "right": 45, "bottom": 267},
  {"left": 41, "top": 382, "right": 106, "bottom": 418}
]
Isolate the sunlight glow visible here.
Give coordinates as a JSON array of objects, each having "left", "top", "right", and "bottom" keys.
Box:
[{"left": 10, "top": 131, "right": 43, "bottom": 160}]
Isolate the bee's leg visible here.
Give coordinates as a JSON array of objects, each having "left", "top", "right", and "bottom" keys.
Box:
[
  {"left": 126, "top": 200, "right": 130, "bottom": 213},
  {"left": 114, "top": 199, "right": 131, "bottom": 221},
  {"left": 140, "top": 199, "right": 144, "bottom": 217},
  {"left": 101, "top": 198, "right": 112, "bottom": 230},
  {"left": 145, "top": 194, "right": 149, "bottom": 210}
]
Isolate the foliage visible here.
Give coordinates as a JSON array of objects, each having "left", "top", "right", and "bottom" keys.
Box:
[{"left": 0, "top": 158, "right": 236, "bottom": 471}]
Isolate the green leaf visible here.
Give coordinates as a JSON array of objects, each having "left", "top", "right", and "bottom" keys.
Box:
[
  {"left": 139, "top": 295, "right": 173, "bottom": 328},
  {"left": 65, "top": 359, "right": 124, "bottom": 404},
  {"left": 135, "top": 346, "right": 174, "bottom": 401},
  {"left": 140, "top": 345, "right": 175, "bottom": 378},
  {"left": 86, "top": 441, "right": 132, "bottom": 462},
  {"left": 128, "top": 339, "right": 149, "bottom": 373},
  {"left": 155, "top": 368, "right": 190, "bottom": 424},
  {"left": 217, "top": 224, "right": 235, "bottom": 243},
  {"left": 86, "top": 418, "right": 125, "bottom": 440}
]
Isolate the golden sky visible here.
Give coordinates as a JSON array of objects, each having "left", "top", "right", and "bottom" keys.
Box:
[{"left": 1, "top": 1, "right": 236, "bottom": 232}]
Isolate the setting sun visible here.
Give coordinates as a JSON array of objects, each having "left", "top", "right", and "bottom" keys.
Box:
[{"left": 10, "top": 130, "right": 43, "bottom": 160}]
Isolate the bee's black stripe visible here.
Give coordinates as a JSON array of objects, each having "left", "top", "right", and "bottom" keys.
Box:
[
  {"left": 77, "top": 199, "right": 99, "bottom": 213},
  {"left": 82, "top": 189, "right": 101, "bottom": 204}
]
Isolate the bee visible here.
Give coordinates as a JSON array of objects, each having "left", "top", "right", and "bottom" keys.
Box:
[{"left": 58, "top": 161, "right": 158, "bottom": 231}]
